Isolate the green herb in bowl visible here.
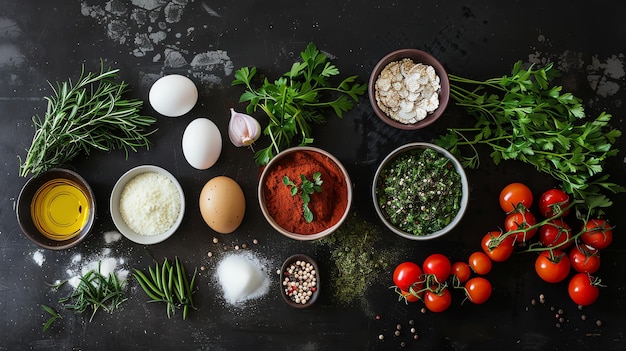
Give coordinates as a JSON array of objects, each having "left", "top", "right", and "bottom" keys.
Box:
[{"left": 373, "top": 142, "right": 468, "bottom": 240}]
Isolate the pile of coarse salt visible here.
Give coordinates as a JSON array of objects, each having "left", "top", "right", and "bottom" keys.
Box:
[
  {"left": 64, "top": 249, "right": 129, "bottom": 289},
  {"left": 215, "top": 251, "right": 270, "bottom": 306}
]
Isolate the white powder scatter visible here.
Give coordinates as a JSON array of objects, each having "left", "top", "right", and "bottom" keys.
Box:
[
  {"left": 190, "top": 50, "right": 234, "bottom": 75},
  {"left": 65, "top": 249, "right": 129, "bottom": 289},
  {"left": 71, "top": 253, "right": 82, "bottom": 264},
  {"left": 215, "top": 252, "right": 270, "bottom": 306},
  {"left": 164, "top": 48, "right": 188, "bottom": 68},
  {"left": 104, "top": 231, "right": 122, "bottom": 244},
  {"left": 201, "top": 3, "right": 221, "bottom": 17},
  {"left": 32, "top": 250, "right": 45, "bottom": 266}
]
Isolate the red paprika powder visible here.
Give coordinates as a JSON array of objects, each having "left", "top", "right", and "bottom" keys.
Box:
[{"left": 262, "top": 150, "right": 349, "bottom": 235}]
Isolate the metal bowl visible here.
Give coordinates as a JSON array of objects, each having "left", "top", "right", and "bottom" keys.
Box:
[
  {"left": 258, "top": 147, "right": 352, "bottom": 241},
  {"left": 368, "top": 49, "right": 450, "bottom": 130},
  {"left": 16, "top": 168, "right": 96, "bottom": 250},
  {"left": 372, "top": 142, "right": 468, "bottom": 240},
  {"left": 110, "top": 165, "right": 185, "bottom": 245}
]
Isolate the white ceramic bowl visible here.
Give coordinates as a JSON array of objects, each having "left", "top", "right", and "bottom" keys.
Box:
[
  {"left": 372, "top": 142, "right": 468, "bottom": 240},
  {"left": 110, "top": 165, "right": 185, "bottom": 244}
]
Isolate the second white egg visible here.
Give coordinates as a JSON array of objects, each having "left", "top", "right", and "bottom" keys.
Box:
[{"left": 182, "top": 118, "right": 222, "bottom": 170}]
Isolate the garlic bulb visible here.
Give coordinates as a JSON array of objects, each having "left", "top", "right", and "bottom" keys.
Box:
[{"left": 228, "top": 108, "right": 261, "bottom": 147}]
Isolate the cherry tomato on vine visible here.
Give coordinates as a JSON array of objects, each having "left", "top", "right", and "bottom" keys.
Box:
[
  {"left": 393, "top": 262, "right": 423, "bottom": 292},
  {"left": 504, "top": 210, "right": 538, "bottom": 243},
  {"left": 451, "top": 261, "right": 471, "bottom": 283},
  {"left": 581, "top": 219, "right": 613, "bottom": 250},
  {"left": 468, "top": 252, "right": 492, "bottom": 275},
  {"left": 399, "top": 290, "right": 420, "bottom": 303},
  {"left": 464, "top": 277, "right": 492, "bottom": 304},
  {"left": 481, "top": 231, "right": 515, "bottom": 262},
  {"left": 569, "top": 245, "right": 601, "bottom": 274},
  {"left": 534, "top": 250, "right": 570, "bottom": 283},
  {"left": 538, "top": 188, "right": 571, "bottom": 218},
  {"left": 538, "top": 219, "right": 572, "bottom": 249},
  {"left": 499, "top": 183, "right": 533, "bottom": 213},
  {"left": 423, "top": 253, "right": 452, "bottom": 283},
  {"left": 568, "top": 273, "right": 600, "bottom": 306},
  {"left": 424, "top": 288, "right": 452, "bottom": 312}
]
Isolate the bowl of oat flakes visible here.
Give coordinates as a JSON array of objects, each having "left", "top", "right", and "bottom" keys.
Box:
[{"left": 368, "top": 49, "right": 450, "bottom": 130}]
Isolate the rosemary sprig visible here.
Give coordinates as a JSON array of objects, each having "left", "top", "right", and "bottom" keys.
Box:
[
  {"left": 133, "top": 257, "right": 197, "bottom": 320},
  {"left": 57, "top": 263, "right": 128, "bottom": 322},
  {"left": 41, "top": 304, "right": 62, "bottom": 331},
  {"left": 19, "top": 64, "right": 157, "bottom": 177}
]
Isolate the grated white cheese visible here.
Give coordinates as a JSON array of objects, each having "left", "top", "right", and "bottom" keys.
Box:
[{"left": 119, "top": 172, "right": 181, "bottom": 236}]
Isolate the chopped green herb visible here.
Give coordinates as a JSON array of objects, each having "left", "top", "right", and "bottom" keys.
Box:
[
  {"left": 318, "top": 212, "right": 399, "bottom": 307},
  {"left": 376, "top": 148, "right": 463, "bottom": 236}
]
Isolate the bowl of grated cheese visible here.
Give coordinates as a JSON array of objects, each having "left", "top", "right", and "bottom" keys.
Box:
[
  {"left": 368, "top": 49, "right": 450, "bottom": 130},
  {"left": 110, "top": 165, "right": 185, "bottom": 245}
]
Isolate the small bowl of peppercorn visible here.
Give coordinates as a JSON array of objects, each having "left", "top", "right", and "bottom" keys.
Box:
[
  {"left": 280, "top": 254, "right": 320, "bottom": 308},
  {"left": 372, "top": 142, "right": 469, "bottom": 240},
  {"left": 368, "top": 49, "right": 450, "bottom": 130}
]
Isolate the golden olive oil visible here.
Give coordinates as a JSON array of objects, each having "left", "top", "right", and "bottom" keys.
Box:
[{"left": 31, "top": 178, "right": 90, "bottom": 241}]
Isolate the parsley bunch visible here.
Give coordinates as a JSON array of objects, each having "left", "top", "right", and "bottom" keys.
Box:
[
  {"left": 283, "top": 172, "right": 323, "bottom": 223},
  {"left": 436, "top": 61, "right": 624, "bottom": 210},
  {"left": 232, "top": 42, "right": 366, "bottom": 165}
]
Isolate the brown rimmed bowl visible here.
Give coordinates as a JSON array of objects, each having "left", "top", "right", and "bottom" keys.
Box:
[
  {"left": 16, "top": 168, "right": 96, "bottom": 250},
  {"left": 368, "top": 49, "right": 450, "bottom": 130},
  {"left": 280, "top": 254, "right": 320, "bottom": 309},
  {"left": 258, "top": 146, "right": 352, "bottom": 241}
]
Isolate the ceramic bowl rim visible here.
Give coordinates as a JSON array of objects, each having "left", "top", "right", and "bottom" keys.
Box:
[
  {"left": 368, "top": 48, "right": 450, "bottom": 130},
  {"left": 279, "top": 253, "right": 320, "bottom": 308},
  {"left": 110, "top": 165, "right": 185, "bottom": 245},
  {"left": 258, "top": 146, "right": 352, "bottom": 241},
  {"left": 16, "top": 167, "right": 96, "bottom": 250},
  {"left": 371, "top": 142, "right": 469, "bottom": 240}
]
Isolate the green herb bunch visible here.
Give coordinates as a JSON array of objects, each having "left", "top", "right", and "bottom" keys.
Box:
[
  {"left": 133, "top": 257, "right": 197, "bottom": 320},
  {"left": 232, "top": 42, "right": 366, "bottom": 165},
  {"left": 19, "top": 64, "right": 156, "bottom": 177},
  {"left": 283, "top": 172, "right": 323, "bottom": 223},
  {"left": 436, "top": 61, "right": 624, "bottom": 209},
  {"left": 42, "top": 262, "right": 128, "bottom": 330}
]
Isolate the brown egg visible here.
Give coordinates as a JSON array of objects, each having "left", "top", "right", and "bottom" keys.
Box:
[{"left": 199, "top": 176, "right": 245, "bottom": 234}]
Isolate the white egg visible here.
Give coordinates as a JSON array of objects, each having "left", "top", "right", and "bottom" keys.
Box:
[
  {"left": 182, "top": 118, "right": 222, "bottom": 169},
  {"left": 149, "top": 74, "right": 198, "bottom": 117}
]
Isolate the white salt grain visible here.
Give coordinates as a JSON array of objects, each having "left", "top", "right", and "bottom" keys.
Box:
[
  {"left": 215, "top": 252, "right": 270, "bottom": 305},
  {"left": 104, "top": 231, "right": 122, "bottom": 244}
]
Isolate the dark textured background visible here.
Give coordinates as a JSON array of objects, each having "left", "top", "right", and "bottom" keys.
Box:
[{"left": 1, "top": 1, "right": 625, "bottom": 350}]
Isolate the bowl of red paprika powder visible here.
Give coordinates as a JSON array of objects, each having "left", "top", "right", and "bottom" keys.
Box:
[{"left": 258, "top": 147, "right": 352, "bottom": 241}]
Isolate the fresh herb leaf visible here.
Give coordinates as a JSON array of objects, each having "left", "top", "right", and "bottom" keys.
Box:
[
  {"left": 41, "top": 304, "right": 62, "bottom": 331},
  {"left": 284, "top": 172, "right": 323, "bottom": 223},
  {"left": 19, "top": 63, "right": 157, "bottom": 177},
  {"left": 232, "top": 42, "right": 366, "bottom": 165},
  {"left": 437, "top": 61, "right": 624, "bottom": 214}
]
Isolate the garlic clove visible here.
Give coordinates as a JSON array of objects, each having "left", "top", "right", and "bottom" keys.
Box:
[{"left": 228, "top": 108, "right": 261, "bottom": 147}]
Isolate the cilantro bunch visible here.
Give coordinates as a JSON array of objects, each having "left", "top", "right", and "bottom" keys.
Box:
[
  {"left": 436, "top": 61, "right": 624, "bottom": 211},
  {"left": 232, "top": 42, "right": 366, "bottom": 165}
]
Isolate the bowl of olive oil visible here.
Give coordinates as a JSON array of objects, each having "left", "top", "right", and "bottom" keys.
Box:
[{"left": 17, "top": 168, "right": 96, "bottom": 250}]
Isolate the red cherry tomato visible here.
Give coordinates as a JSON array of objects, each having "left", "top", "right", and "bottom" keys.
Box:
[
  {"left": 451, "top": 261, "right": 471, "bottom": 283},
  {"left": 538, "top": 219, "right": 572, "bottom": 249},
  {"left": 568, "top": 273, "right": 600, "bottom": 306},
  {"left": 534, "top": 250, "right": 570, "bottom": 283},
  {"left": 481, "top": 231, "right": 515, "bottom": 262},
  {"left": 468, "top": 252, "right": 492, "bottom": 275},
  {"left": 499, "top": 183, "right": 533, "bottom": 213},
  {"left": 423, "top": 254, "right": 452, "bottom": 283},
  {"left": 504, "top": 210, "right": 538, "bottom": 243},
  {"left": 393, "top": 262, "right": 423, "bottom": 292},
  {"left": 569, "top": 245, "right": 600, "bottom": 274},
  {"left": 538, "top": 188, "right": 571, "bottom": 218},
  {"left": 581, "top": 219, "right": 613, "bottom": 250},
  {"left": 464, "top": 277, "right": 492, "bottom": 304},
  {"left": 424, "top": 288, "right": 452, "bottom": 312}
]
